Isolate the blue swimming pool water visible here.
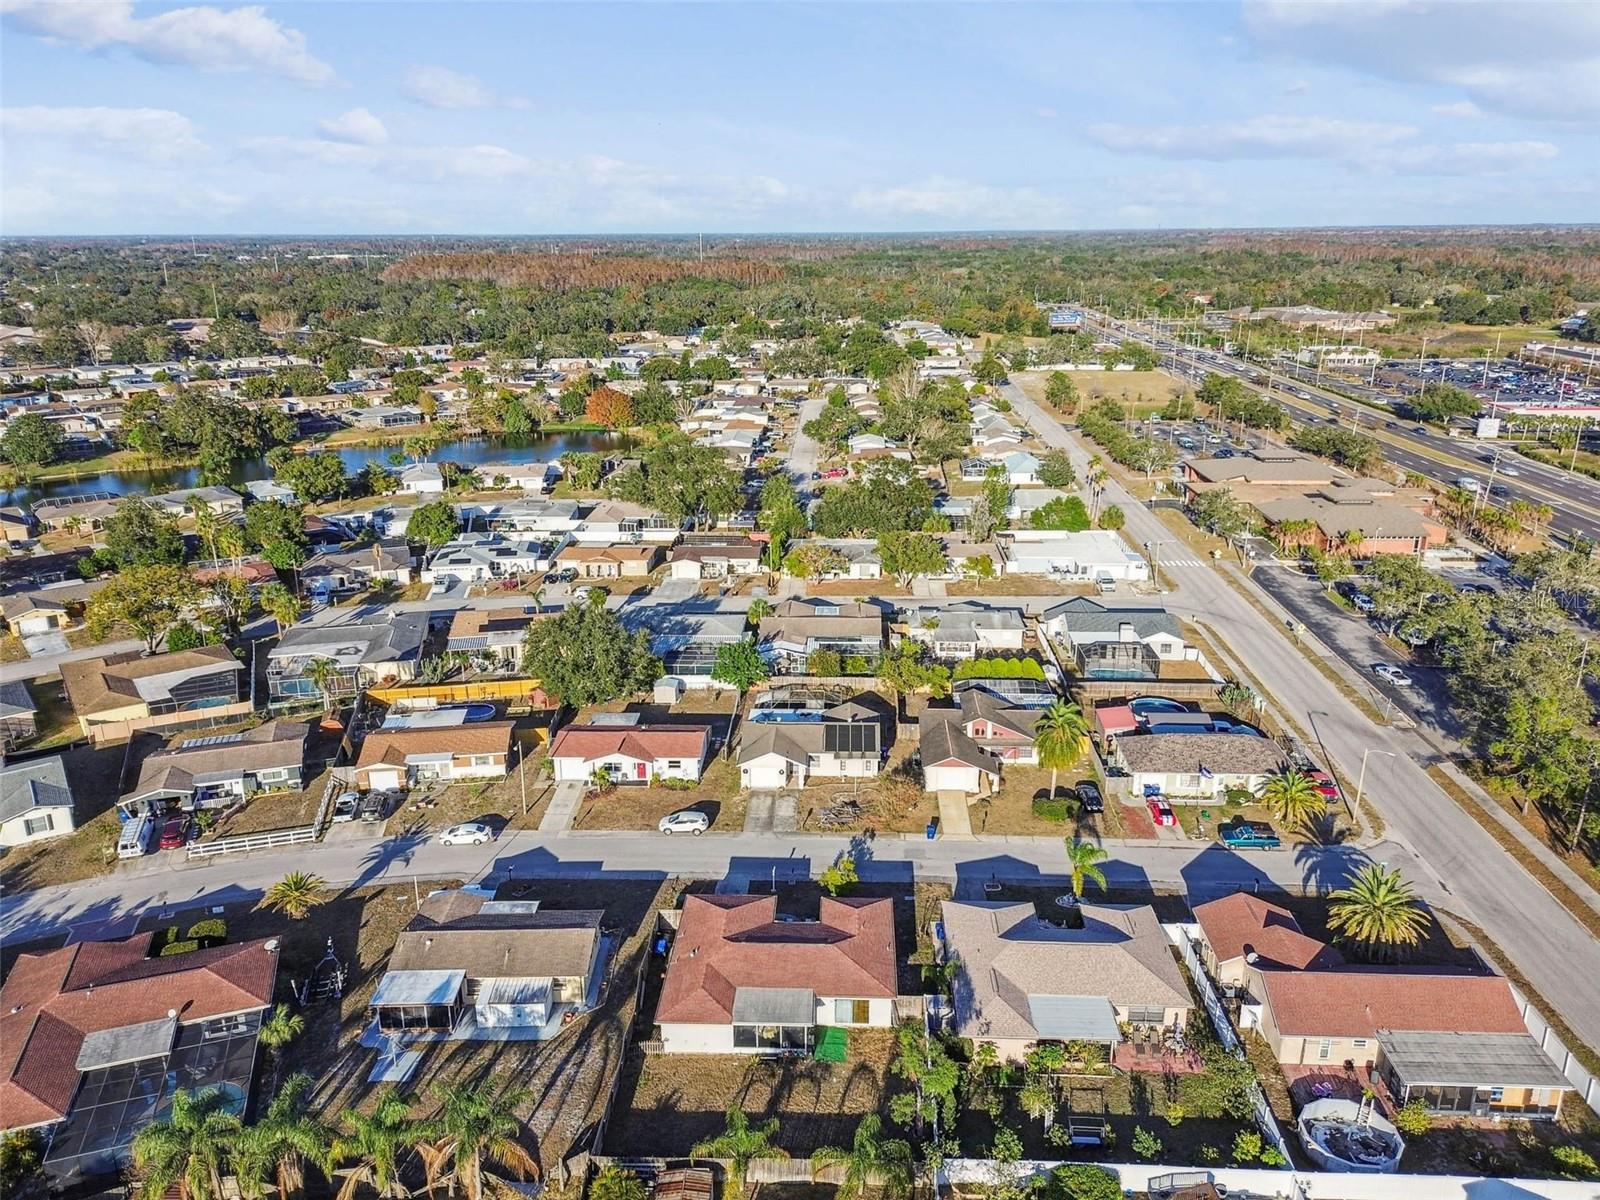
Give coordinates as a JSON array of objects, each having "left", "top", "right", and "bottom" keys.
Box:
[
  {"left": 448, "top": 703, "right": 499, "bottom": 722},
  {"left": 1129, "top": 697, "right": 1189, "bottom": 717}
]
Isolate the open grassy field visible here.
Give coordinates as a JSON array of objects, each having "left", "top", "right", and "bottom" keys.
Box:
[
  {"left": 1012, "top": 369, "right": 1186, "bottom": 416},
  {"left": 1363, "top": 321, "right": 1570, "bottom": 358}
]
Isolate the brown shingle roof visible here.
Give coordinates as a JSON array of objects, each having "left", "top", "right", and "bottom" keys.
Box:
[
  {"left": 549, "top": 723, "right": 708, "bottom": 765},
  {"left": 555, "top": 544, "right": 659, "bottom": 563},
  {"left": 1259, "top": 969, "right": 1526, "bottom": 1039},
  {"left": 127, "top": 720, "right": 309, "bottom": 800},
  {"left": 656, "top": 895, "right": 897, "bottom": 1024},
  {"left": 61, "top": 644, "right": 243, "bottom": 718},
  {"left": 355, "top": 721, "right": 514, "bottom": 769},
  {"left": 388, "top": 893, "right": 603, "bottom": 981},
  {"left": 1116, "top": 732, "right": 1289, "bottom": 776},
  {"left": 1192, "top": 893, "right": 1344, "bottom": 972}
]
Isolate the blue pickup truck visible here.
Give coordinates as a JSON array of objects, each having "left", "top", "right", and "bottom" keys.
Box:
[{"left": 1219, "top": 820, "right": 1281, "bottom": 850}]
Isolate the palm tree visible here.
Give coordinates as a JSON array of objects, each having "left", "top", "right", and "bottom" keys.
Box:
[
  {"left": 261, "top": 581, "right": 302, "bottom": 635},
  {"left": 304, "top": 657, "right": 340, "bottom": 714},
  {"left": 131, "top": 1087, "right": 242, "bottom": 1200},
  {"left": 258, "top": 1005, "right": 306, "bottom": 1097},
  {"left": 1257, "top": 769, "right": 1328, "bottom": 829},
  {"left": 334, "top": 1091, "right": 423, "bottom": 1200},
  {"left": 257, "top": 871, "right": 327, "bottom": 921},
  {"left": 1328, "top": 864, "right": 1429, "bottom": 960},
  {"left": 810, "top": 1114, "right": 911, "bottom": 1200},
  {"left": 1062, "top": 839, "right": 1108, "bottom": 899},
  {"left": 1034, "top": 700, "right": 1089, "bottom": 801},
  {"left": 189, "top": 498, "right": 221, "bottom": 564},
  {"left": 418, "top": 1078, "right": 539, "bottom": 1200},
  {"left": 217, "top": 523, "right": 247, "bottom": 571},
  {"left": 692, "top": 1104, "right": 787, "bottom": 1199},
  {"left": 232, "top": 1075, "right": 332, "bottom": 1200},
  {"left": 747, "top": 597, "right": 773, "bottom": 626}
]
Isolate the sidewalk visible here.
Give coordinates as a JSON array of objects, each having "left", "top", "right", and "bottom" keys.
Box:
[{"left": 537, "top": 781, "right": 585, "bottom": 833}]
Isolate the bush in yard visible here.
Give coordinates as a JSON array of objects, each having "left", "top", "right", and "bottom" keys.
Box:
[
  {"left": 159, "top": 940, "right": 200, "bottom": 957},
  {"left": 1392, "top": 1098, "right": 1432, "bottom": 1138},
  {"left": 185, "top": 918, "right": 226, "bottom": 943},
  {"left": 591, "top": 1165, "right": 649, "bottom": 1200},
  {"left": 820, "top": 855, "right": 859, "bottom": 896},
  {"left": 808, "top": 648, "right": 843, "bottom": 676},
  {"left": 1097, "top": 504, "right": 1126, "bottom": 531},
  {"left": 1131, "top": 1126, "right": 1162, "bottom": 1160},
  {"left": 1231, "top": 1130, "right": 1263, "bottom": 1164},
  {"left": 1199, "top": 1146, "right": 1220, "bottom": 1164},
  {"left": 1164, "top": 1103, "right": 1186, "bottom": 1126},
  {"left": 1031, "top": 793, "right": 1078, "bottom": 822},
  {"left": 1045, "top": 1165, "right": 1119, "bottom": 1200},
  {"left": 1259, "top": 1147, "right": 1288, "bottom": 1167},
  {"left": 1552, "top": 1146, "right": 1599, "bottom": 1180}
]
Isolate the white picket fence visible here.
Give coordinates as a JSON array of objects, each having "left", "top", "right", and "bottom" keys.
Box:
[{"left": 184, "top": 773, "right": 343, "bottom": 859}]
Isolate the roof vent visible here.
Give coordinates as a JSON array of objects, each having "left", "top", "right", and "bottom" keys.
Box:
[
  {"left": 264, "top": 938, "right": 280, "bottom": 953},
  {"left": 1245, "top": 950, "right": 1260, "bottom": 965}
]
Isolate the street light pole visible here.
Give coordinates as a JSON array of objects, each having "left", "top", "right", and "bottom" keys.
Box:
[{"left": 1353, "top": 748, "right": 1397, "bottom": 824}]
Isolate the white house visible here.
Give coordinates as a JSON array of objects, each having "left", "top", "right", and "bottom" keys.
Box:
[
  {"left": 399, "top": 462, "right": 446, "bottom": 495},
  {"left": 993, "top": 451, "right": 1041, "bottom": 484},
  {"left": 352, "top": 721, "right": 515, "bottom": 793},
  {"left": 667, "top": 540, "right": 763, "bottom": 581},
  {"left": 0, "top": 756, "right": 75, "bottom": 848},
  {"left": 477, "top": 461, "right": 559, "bottom": 493},
  {"left": 655, "top": 894, "right": 897, "bottom": 1054},
  {"left": 422, "top": 535, "right": 548, "bottom": 585},
  {"left": 570, "top": 500, "right": 681, "bottom": 545},
  {"left": 902, "top": 602, "right": 1026, "bottom": 660},
  {"left": 548, "top": 717, "right": 709, "bottom": 785},
  {"left": 1001, "top": 530, "right": 1151, "bottom": 582}
]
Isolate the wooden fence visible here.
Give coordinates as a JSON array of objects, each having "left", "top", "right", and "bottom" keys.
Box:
[{"left": 86, "top": 700, "right": 256, "bottom": 746}]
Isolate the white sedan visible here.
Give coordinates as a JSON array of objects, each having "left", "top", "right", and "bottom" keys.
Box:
[
  {"left": 1372, "top": 663, "right": 1414, "bottom": 687},
  {"left": 658, "top": 810, "right": 710, "bottom": 836},
  {"left": 438, "top": 821, "right": 496, "bottom": 846}
]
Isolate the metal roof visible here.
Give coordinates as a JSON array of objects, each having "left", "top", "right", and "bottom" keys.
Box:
[
  {"left": 1026, "top": 994, "right": 1121, "bottom": 1042},
  {"left": 731, "top": 986, "right": 816, "bottom": 1026},
  {"left": 1378, "top": 1030, "right": 1570, "bottom": 1090},
  {"left": 371, "top": 969, "right": 465, "bottom": 1007},
  {"left": 75, "top": 1015, "right": 178, "bottom": 1071}
]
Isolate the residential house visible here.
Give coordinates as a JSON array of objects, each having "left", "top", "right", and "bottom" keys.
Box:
[
  {"left": 846, "top": 433, "right": 909, "bottom": 460},
  {"left": 0, "top": 755, "right": 75, "bottom": 847},
  {"left": 266, "top": 611, "right": 428, "bottom": 704},
  {"left": 548, "top": 716, "right": 709, "bottom": 785},
  {"left": 346, "top": 404, "right": 423, "bottom": 429},
  {"left": 447, "top": 606, "right": 545, "bottom": 670},
  {"left": 302, "top": 539, "right": 414, "bottom": 598},
  {"left": 903, "top": 602, "right": 1026, "bottom": 660},
  {"left": 1, "top": 591, "right": 68, "bottom": 637},
  {"left": 0, "top": 506, "right": 35, "bottom": 547},
  {"left": 477, "top": 461, "right": 558, "bottom": 493},
  {"left": 738, "top": 701, "right": 883, "bottom": 789},
  {"left": 1001, "top": 530, "right": 1151, "bottom": 582},
  {"left": 623, "top": 609, "right": 749, "bottom": 685},
  {"left": 937, "top": 689, "right": 1042, "bottom": 764},
  {"left": 993, "top": 450, "right": 1041, "bottom": 484},
  {"left": 147, "top": 486, "right": 244, "bottom": 519},
  {"left": 423, "top": 535, "right": 548, "bottom": 585},
  {"left": 61, "top": 645, "right": 246, "bottom": 736},
  {"left": 370, "top": 889, "right": 605, "bottom": 1036},
  {"left": 668, "top": 539, "right": 764, "bottom": 580},
  {"left": 30, "top": 492, "right": 121, "bottom": 534},
  {"left": 571, "top": 500, "right": 681, "bottom": 545},
  {"left": 0, "top": 679, "right": 39, "bottom": 747},
  {"left": 120, "top": 720, "right": 310, "bottom": 816},
  {"left": 1191, "top": 894, "right": 1345, "bottom": 991},
  {"left": 655, "top": 894, "right": 897, "bottom": 1053},
  {"left": 477, "top": 498, "right": 584, "bottom": 536},
  {"left": 353, "top": 721, "right": 514, "bottom": 792},
  {"left": 1041, "top": 597, "right": 1217, "bottom": 682},
  {"left": 1112, "top": 732, "right": 1290, "bottom": 801},
  {"left": 918, "top": 717, "right": 1001, "bottom": 795},
  {"left": 399, "top": 462, "right": 446, "bottom": 495},
  {"left": 804, "top": 539, "right": 882, "bottom": 581},
  {"left": 757, "top": 598, "right": 886, "bottom": 673},
  {"left": 940, "top": 900, "right": 1192, "bottom": 1062},
  {"left": 244, "top": 478, "right": 298, "bottom": 504},
  {"left": 0, "top": 933, "right": 279, "bottom": 1181},
  {"left": 554, "top": 543, "right": 662, "bottom": 579}
]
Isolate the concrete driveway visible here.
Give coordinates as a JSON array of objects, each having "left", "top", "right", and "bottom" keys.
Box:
[
  {"left": 22, "top": 630, "right": 70, "bottom": 657},
  {"left": 743, "top": 791, "right": 798, "bottom": 833}
]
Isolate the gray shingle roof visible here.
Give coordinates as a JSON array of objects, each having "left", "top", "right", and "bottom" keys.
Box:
[
  {"left": 1041, "top": 597, "right": 1181, "bottom": 641},
  {"left": 0, "top": 755, "right": 73, "bottom": 824}
]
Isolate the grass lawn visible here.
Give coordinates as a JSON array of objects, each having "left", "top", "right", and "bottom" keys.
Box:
[
  {"left": 1013, "top": 370, "right": 1187, "bottom": 417},
  {"left": 24, "top": 677, "right": 81, "bottom": 748},
  {"left": 574, "top": 755, "right": 747, "bottom": 833},
  {"left": 0, "top": 741, "right": 131, "bottom": 891},
  {"left": 1460, "top": 765, "right": 1600, "bottom": 900},
  {"left": 967, "top": 764, "right": 1121, "bottom": 840},
  {"left": 1366, "top": 321, "right": 1569, "bottom": 358},
  {"left": 0, "top": 635, "right": 26, "bottom": 665}
]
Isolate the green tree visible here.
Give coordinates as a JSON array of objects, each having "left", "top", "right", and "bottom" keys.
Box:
[
  {"left": 260, "top": 581, "right": 302, "bottom": 636},
  {"left": 273, "top": 452, "right": 348, "bottom": 504},
  {"left": 784, "top": 543, "right": 848, "bottom": 580},
  {"left": 332, "top": 1091, "right": 422, "bottom": 1200},
  {"left": 888, "top": 1023, "right": 960, "bottom": 1138},
  {"left": 1097, "top": 504, "right": 1125, "bottom": 531},
  {"left": 1328, "top": 864, "right": 1429, "bottom": 960},
  {"left": 244, "top": 501, "right": 310, "bottom": 570},
  {"left": 130, "top": 1087, "right": 242, "bottom": 1200},
  {"left": 407, "top": 500, "right": 461, "bottom": 548},
  {"left": 819, "top": 854, "right": 859, "bottom": 897},
  {"left": 256, "top": 871, "right": 327, "bottom": 921},
  {"left": 692, "top": 1105, "right": 788, "bottom": 1199},
  {"left": 86, "top": 563, "right": 193, "bottom": 652},
  {"left": 232, "top": 1074, "right": 332, "bottom": 1200},
  {"left": 166, "top": 623, "right": 210, "bottom": 653},
  {"left": 1189, "top": 488, "right": 1252, "bottom": 543},
  {"left": 810, "top": 1114, "right": 912, "bottom": 1200},
  {"left": 876, "top": 640, "right": 950, "bottom": 699},
  {"left": 418, "top": 1078, "right": 539, "bottom": 1200},
  {"left": 1131, "top": 1126, "right": 1163, "bottom": 1161},
  {"left": 1062, "top": 839, "right": 1108, "bottom": 899},
  {"left": 1408, "top": 383, "right": 1480, "bottom": 424},
  {"left": 1035, "top": 449, "right": 1076, "bottom": 488},
  {"left": 1391, "top": 1098, "right": 1431, "bottom": 1138},
  {"left": 1029, "top": 496, "right": 1091, "bottom": 532},
  {"left": 1035, "top": 700, "right": 1089, "bottom": 801},
  {"left": 590, "top": 1165, "right": 650, "bottom": 1200},
  {"left": 711, "top": 639, "right": 770, "bottom": 691},
  {"left": 559, "top": 452, "right": 603, "bottom": 491},
  {"left": 103, "top": 497, "right": 186, "bottom": 566},
  {"left": 1257, "top": 769, "right": 1327, "bottom": 829},
  {"left": 0, "top": 1131, "right": 43, "bottom": 1199},
  {"left": 0, "top": 413, "right": 64, "bottom": 469},
  {"left": 304, "top": 658, "right": 341, "bottom": 713},
  {"left": 1046, "top": 1167, "right": 1118, "bottom": 1200},
  {"left": 1044, "top": 372, "right": 1079, "bottom": 413},
  {"left": 521, "top": 601, "right": 660, "bottom": 707},
  {"left": 876, "top": 531, "right": 947, "bottom": 586}
]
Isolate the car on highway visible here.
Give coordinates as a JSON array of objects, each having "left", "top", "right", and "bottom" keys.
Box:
[
  {"left": 1411, "top": 425, "right": 1428, "bottom": 434},
  {"left": 1146, "top": 794, "right": 1177, "bottom": 827},
  {"left": 1219, "top": 819, "right": 1281, "bottom": 850},
  {"left": 1074, "top": 781, "right": 1104, "bottom": 813},
  {"left": 1454, "top": 475, "right": 1482, "bottom": 494},
  {"left": 1372, "top": 663, "right": 1414, "bottom": 687},
  {"left": 1499, "top": 464, "right": 1521, "bottom": 477},
  {"left": 658, "top": 809, "right": 710, "bottom": 835},
  {"left": 1489, "top": 484, "right": 1510, "bottom": 497},
  {"left": 438, "top": 821, "right": 496, "bottom": 846},
  {"left": 158, "top": 815, "right": 192, "bottom": 850}
]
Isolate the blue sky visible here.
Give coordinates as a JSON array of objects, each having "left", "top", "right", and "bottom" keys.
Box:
[{"left": 1, "top": 0, "right": 1596, "bottom": 234}]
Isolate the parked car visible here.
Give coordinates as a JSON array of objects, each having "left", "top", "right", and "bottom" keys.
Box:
[
  {"left": 659, "top": 809, "right": 710, "bottom": 835},
  {"left": 1219, "top": 819, "right": 1281, "bottom": 850},
  {"left": 1146, "top": 795, "right": 1177, "bottom": 827},
  {"left": 332, "top": 792, "right": 360, "bottom": 823},
  {"left": 1352, "top": 592, "right": 1376, "bottom": 614},
  {"left": 438, "top": 821, "right": 496, "bottom": 846},
  {"left": 1372, "top": 662, "right": 1414, "bottom": 687},
  {"left": 158, "top": 815, "right": 192, "bottom": 850},
  {"left": 117, "top": 815, "right": 153, "bottom": 859},
  {"left": 1074, "top": 781, "right": 1104, "bottom": 813},
  {"left": 359, "top": 792, "right": 390, "bottom": 822},
  {"left": 821, "top": 467, "right": 848, "bottom": 479},
  {"left": 1307, "top": 770, "right": 1340, "bottom": 800}
]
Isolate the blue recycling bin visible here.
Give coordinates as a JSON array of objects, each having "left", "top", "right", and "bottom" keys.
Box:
[{"left": 925, "top": 821, "right": 938, "bottom": 840}]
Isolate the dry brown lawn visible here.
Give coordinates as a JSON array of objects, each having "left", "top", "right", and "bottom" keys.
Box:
[
  {"left": 967, "top": 763, "right": 1121, "bottom": 839},
  {"left": 0, "top": 742, "right": 135, "bottom": 892},
  {"left": 574, "top": 756, "right": 746, "bottom": 833},
  {"left": 1012, "top": 369, "right": 1185, "bottom": 415}
]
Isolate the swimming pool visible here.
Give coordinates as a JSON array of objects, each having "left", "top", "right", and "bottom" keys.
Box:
[
  {"left": 1129, "top": 697, "right": 1189, "bottom": 718},
  {"left": 445, "top": 703, "right": 499, "bottom": 722}
]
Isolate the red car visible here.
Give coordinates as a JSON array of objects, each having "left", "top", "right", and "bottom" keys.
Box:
[
  {"left": 822, "top": 467, "right": 848, "bottom": 479},
  {"left": 1146, "top": 795, "right": 1177, "bottom": 827},
  {"left": 1307, "top": 770, "right": 1340, "bottom": 800},
  {"left": 158, "top": 815, "right": 192, "bottom": 850}
]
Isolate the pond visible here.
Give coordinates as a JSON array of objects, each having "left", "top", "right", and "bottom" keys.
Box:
[{"left": 0, "top": 431, "right": 629, "bottom": 508}]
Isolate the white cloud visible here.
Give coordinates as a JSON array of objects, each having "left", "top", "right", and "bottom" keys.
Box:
[
  {"left": 0, "top": 105, "right": 203, "bottom": 159},
  {"left": 851, "top": 177, "right": 1074, "bottom": 227},
  {"left": 1086, "top": 115, "right": 1417, "bottom": 160},
  {"left": 1, "top": 0, "right": 336, "bottom": 85},
  {"left": 1431, "top": 100, "right": 1483, "bottom": 119},
  {"left": 401, "top": 65, "right": 527, "bottom": 110},
  {"left": 317, "top": 107, "right": 388, "bottom": 146},
  {"left": 1370, "top": 139, "right": 1558, "bottom": 176},
  {"left": 244, "top": 136, "right": 535, "bottom": 181},
  {"left": 1240, "top": 0, "right": 1600, "bottom": 120}
]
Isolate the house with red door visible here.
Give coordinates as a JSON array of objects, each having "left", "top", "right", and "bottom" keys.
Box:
[{"left": 548, "top": 714, "right": 709, "bottom": 785}]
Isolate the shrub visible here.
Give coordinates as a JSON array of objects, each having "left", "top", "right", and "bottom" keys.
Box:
[
  {"left": 660, "top": 777, "right": 695, "bottom": 791},
  {"left": 1031, "top": 794, "right": 1078, "bottom": 822},
  {"left": 1198, "top": 1145, "right": 1221, "bottom": 1164},
  {"left": 1131, "top": 1126, "right": 1162, "bottom": 1160},
  {"left": 1259, "top": 1147, "right": 1288, "bottom": 1167},
  {"left": 1231, "top": 1130, "right": 1263, "bottom": 1164},
  {"left": 1165, "top": 1103, "right": 1185, "bottom": 1126},
  {"left": 820, "top": 855, "right": 859, "bottom": 896},
  {"left": 1552, "top": 1146, "right": 1599, "bottom": 1180},
  {"left": 1097, "top": 504, "right": 1126, "bottom": 531},
  {"left": 1392, "top": 1098, "right": 1432, "bottom": 1138},
  {"left": 186, "top": 918, "right": 227, "bottom": 943},
  {"left": 159, "top": 940, "right": 200, "bottom": 957},
  {"left": 1046, "top": 1165, "right": 1119, "bottom": 1200}
]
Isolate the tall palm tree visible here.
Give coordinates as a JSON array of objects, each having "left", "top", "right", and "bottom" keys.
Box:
[
  {"left": 1034, "top": 700, "right": 1089, "bottom": 801},
  {"left": 258, "top": 1005, "right": 306, "bottom": 1097},
  {"left": 231, "top": 1075, "right": 333, "bottom": 1200},
  {"left": 217, "top": 523, "right": 247, "bottom": 572},
  {"left": 1257, "top": 769, "right": 1328, "bottom": 829},
  {"left": 304, "top": 657, "right": 340, "bottom": 714},
  {"left": 334, "top": 1091, "right": 423, "bottom": 1200},
  {"left": 257, "top": 871, "right": 327, "bottom": 921},
  {"left": 810, "top": 1114, "right": 911, "bottom": 1200},
  {"left": 189, "top": 498, "right": 221, "bottom": 564},
  {"left": 692, "top": 1105, "right": 787, "bottom": 1199},
  {"left": 1328, "top": 864, "right": 1429, "bottom": 961},
  {"left": 1062, "top": 839, "right": 1109, "bottom": 899},
  {"left": 418, "top": 1078, "right": 539, "bottom": 1200},
  {"left": 131, "top": 1087, "right": 242, "bottom": 1200},
  {"left": 261, "top": 581, "right": 302, "bottom": 635}
]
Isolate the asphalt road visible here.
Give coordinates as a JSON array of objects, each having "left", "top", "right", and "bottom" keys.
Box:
[{"left": 999, "top": 376, "right": 1600, "bottom": 1049}]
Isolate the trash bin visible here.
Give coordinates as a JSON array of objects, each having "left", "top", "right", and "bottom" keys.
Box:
[{"left": 925, "top": 821, "right": 938, "bottom": 840}]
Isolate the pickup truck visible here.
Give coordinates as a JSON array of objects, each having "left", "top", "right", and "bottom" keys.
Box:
[{"left": 1219, "top": 820, "right": 1281, "bottom": 850}]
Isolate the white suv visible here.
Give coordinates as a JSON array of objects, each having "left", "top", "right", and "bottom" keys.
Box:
[{"left": 659, "top": 810, "right": 710, "bottom": 836}]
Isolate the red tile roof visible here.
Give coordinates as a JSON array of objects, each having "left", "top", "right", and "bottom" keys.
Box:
[
  {"left": 1259, "top": 969, "right": 1526, "bottom": 1039},
  {"left": 549, "top": 723, "right": 708, "bottom": 765},
  {"left": 656, "top": 894, "right": 897, "bottom": 1025},
  {"left": 0, "top": 933, "right": 279, "bottom": 1130},
  {"left": 1192, "top": 893, "right": 1344, "bottom": 972}
]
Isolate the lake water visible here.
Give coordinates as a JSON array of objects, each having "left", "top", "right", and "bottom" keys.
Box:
[{"left": 1, "top": 431, "right": 630, "bottom": 507}]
